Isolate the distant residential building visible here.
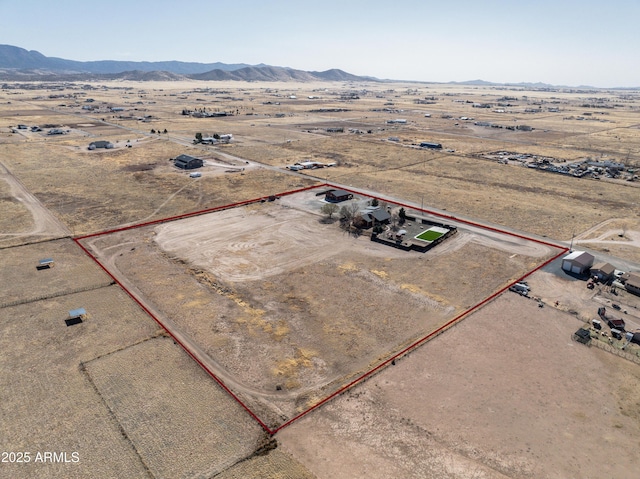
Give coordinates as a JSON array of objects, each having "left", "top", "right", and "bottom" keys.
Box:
[
  {"left": 174, "top": 154, "right": 203, "bottom": 170},
  {"left": 47, "top": 128, "right": 66, "bottom": 135},
  {"left": 88, "top": 140, "right": 114, "bottom": 150}
]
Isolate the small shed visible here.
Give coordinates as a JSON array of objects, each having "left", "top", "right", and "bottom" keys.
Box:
[
  {"left": 590, "top": 262, "right": 615, "bottom": 282},
  {"left": 37, "top": 258, "right": 55, "bottom": 270},
  {"left": 174, "top": 154, "right": 203, "bottom": 170},
  {"left": 66, "top": 308, "right": 86, "bottom": 326},
  {"left": 562, "top": 251, "right": 594, "bottom": 275},
  {"left": 325, "top": 189, "right": 354, "bottom": 203},
  {"left": 572, "top": 328, "right": 591, "bottom": 345}
]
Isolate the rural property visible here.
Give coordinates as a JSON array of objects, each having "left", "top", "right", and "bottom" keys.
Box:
[{"left": 1, "top": 78, "right": 640, "bottom": 478}]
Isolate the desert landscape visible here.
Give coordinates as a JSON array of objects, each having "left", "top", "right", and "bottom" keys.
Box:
[{"left": 1, "top": 77, "right": 640, "bottom": 478}]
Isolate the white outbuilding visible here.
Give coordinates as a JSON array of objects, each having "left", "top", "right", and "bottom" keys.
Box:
[{"left": 561, "top": 251, "right": 594, "bottom": 275}]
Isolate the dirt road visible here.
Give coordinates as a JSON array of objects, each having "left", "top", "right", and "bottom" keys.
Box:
[{"left": 0, "top": 160, "right": 71, "bottom": 239}]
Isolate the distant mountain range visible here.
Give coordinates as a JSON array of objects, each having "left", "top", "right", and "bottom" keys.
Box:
[
  {"left": 1, "top": 45, "right": 633, "bottom": 89},
  {"left": 0, "top": 44, "right": 372, "bottom": 82}
]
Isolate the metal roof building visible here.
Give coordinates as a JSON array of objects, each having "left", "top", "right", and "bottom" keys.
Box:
[
  {"left": 590, "top": 262, "right": 615, "bottom": 282},
  {"left": 174, "top": 154, "right": 203, "bottom": 170},
  {"left": 562, "top": 251, "right": 594, "bottom": 275}
]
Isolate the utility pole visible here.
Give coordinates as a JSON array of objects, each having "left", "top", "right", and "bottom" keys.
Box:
[{"left": 569, "top": 231, "right": 575, "bottom": 252}]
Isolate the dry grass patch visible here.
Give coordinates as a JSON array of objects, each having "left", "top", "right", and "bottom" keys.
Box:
[
  {"left": 0, "top": 284, "right": 160, "bottom": 479},
  {"left": 84, "top": 336, "right": 266, "bottom": 479}
]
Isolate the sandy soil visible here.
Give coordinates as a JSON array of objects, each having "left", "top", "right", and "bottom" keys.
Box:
[
  {"left": 0, "top": 285, "right": 161, "bottom": 479},
  {"left": 2, "top": 81, "right": 640, "bottom": 478},
  {"left": 277, "top": 290, "right": 640, "bottom": 479},
  {"left": 84, "top": 336, "right": 266, "bottom": 479},
  {"left": 574, "top": 218, "right": 640, "bottom": 264},
  {"left": 0, "top": 159, "right": 70, "bottom": 246},
  {"left": 83, "top": 191, "right": 556, "bottom": 427}
]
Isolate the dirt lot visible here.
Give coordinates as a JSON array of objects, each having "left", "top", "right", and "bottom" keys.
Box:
[
  {"left": 277, "top": 291, "right": 640, "bottom": 479},
  {"left": 81, "top": 190, "right": 557, "bottom": 426}
]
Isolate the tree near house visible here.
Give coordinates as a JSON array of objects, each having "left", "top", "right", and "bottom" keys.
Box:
[
  {"left": 339, "top": 203, "right": 362, "bottom": 234},
  {"left": 398, "top": 207, "right": 407, "bottom": 225},
  {"left": 321, "top": 203, "right": 339, "bottom": 220}
]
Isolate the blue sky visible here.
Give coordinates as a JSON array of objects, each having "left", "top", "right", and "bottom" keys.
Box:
[{"left": 0, "top": 0, "right": 637, "bottom": 87}]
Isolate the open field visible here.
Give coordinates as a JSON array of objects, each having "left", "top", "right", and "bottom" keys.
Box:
[
  {"left": 0, "top": 136, "right": 316, "bottom": 235},
  {"left": 2, "top": 80, "right": 639, "bottom": 241},
  {"left": 0, "top": 279, "right": 160, "bottom": 478},
  {"left": 84, "top": 336, "right": 267, "bottom": 479},
  {"left": 0, "top": 238, "right": 112, "bottom": 305},
  {"left": 0, "top": 176, "right": 33, "bottom": 235},
  {"left": 81, "top": 189, "right": 558, "bottom": 426},
  {"left": 0, "top": 240, "right": 311, "bottom": 478},
  {"left": 2, "top": 79, "right": 640, "bottom": 478},
  {"left": 278, "top": 290, "right": 640, "bottom": 479}
]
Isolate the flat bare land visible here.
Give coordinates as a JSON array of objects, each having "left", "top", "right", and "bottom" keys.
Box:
[
  {"left": 84, "top": 336, "right": 267, "bottom": 479},
  {"left": 233, "top": 135, "right": 640, "bottom": 241},
  {"left": 0, "top": 279, "right": 160, "bottom": 478},
  {"left": 2, "top": 80, "right": 640, "bottom": 478},
  {"left": 0, "top": 240, "right": 311, "bottom": 478},
  {"left": 0, "top": 177, "right": 33, "bottom": 235},
  {"left": 213, "top": 447, "right": 315, "bottom": 479},
  {"left": 82, "top": 190, "right": 557, "bottom": 426},
  {"left": 0, "top": 136, "right": 316, "bottom": 236},
  {"left": 278, "top": 291, "right": 640, "bottom": 479},
  {"left": 0, "top": 238, "right": 112, "bottom": 305}
]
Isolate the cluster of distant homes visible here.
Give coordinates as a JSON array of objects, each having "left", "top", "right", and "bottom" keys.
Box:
[
  {"left": 11, "top": 124, "right": 67, "bottom": 135},
  {"left": 195, "top": 134, "right": 233, "bottom": 145},
  {"left": 286, "top": 160, "right": 336, "bottom": 171},
  {"left": 182, "top": 109, "right": 231, "bottom": 118}
]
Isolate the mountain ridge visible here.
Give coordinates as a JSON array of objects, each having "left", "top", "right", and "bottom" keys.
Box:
[{"left": 0, "top": 44, "right": 372, "bottom": 82}]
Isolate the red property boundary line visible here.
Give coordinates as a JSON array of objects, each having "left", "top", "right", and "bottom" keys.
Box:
[{"left": 72, "top": 182, "right": 568, "bottom": 436}]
